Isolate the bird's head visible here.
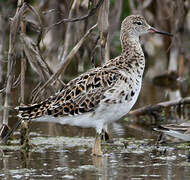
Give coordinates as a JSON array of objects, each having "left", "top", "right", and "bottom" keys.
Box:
[{"left": 121, "top": 15, "right": 172, "bottom": 41}]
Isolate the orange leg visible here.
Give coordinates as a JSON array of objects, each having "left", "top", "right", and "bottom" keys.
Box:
[{"left": 92, "top": 133, "right": 103, "bottom": 156}]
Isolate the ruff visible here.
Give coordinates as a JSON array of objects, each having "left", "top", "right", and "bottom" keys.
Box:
[{"left": 18, "top": 15, "right": 172, "bottom": 156}]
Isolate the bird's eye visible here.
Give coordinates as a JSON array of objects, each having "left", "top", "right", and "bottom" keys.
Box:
[{"left": 135, "top": 21, "right": 143, "bottom": 25}]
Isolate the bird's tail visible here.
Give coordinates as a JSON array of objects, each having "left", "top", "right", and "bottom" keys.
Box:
[{"left": 17, "top": 100, "right": 51, "bottom": 119}]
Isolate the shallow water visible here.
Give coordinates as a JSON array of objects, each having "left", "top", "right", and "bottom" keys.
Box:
[
  {"left": 1, "top": 121, "right": 190, "bottom": 180},
  {"left": 1, "top": 80, "right": 190, "bottom": 180}
]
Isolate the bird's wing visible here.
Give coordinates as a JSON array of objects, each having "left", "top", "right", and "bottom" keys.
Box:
[{"left": 18, "top": 66, "right": 121, "bottom": 119}]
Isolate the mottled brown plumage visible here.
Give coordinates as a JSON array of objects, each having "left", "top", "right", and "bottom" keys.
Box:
[{"left": 17, "top": 15, "right": 172, "bottom": 156}]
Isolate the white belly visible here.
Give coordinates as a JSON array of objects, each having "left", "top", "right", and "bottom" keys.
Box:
[{"left": 96, "top": 87, "right": 140, "bottom": 124}]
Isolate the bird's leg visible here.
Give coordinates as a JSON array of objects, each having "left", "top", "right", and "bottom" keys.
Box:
[
  {"left": 92, "top": 133, "right": 103, "bottom": 156},
  {"left": 102, "top": 124, "right": 113, "bottom": 143},
  {"left": 102, "top": 130, "right": 113, "bottom": 143}
]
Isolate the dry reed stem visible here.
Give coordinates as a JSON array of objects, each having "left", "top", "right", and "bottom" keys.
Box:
[
  {"left": 19, "top": 0, "right": 30, "bottom": 148},
  {"left": 3, "top": 3, "right": 27, "bottom": 126},
  {"left": 178, "top": 54, "right": 184, "bottom": 77},
  {"left": 90, "top": 35, "right": 100, "bottom": 68},
  {"left": 20, "top": 6, "right": 26, "bottom": 105},
  {"left": 59, "top": 0, "right": 78, "bottom": 62},
  {"left": 0, "top": 12, "right": 5, "bottom": 127},
  {"left": 20, "top": 33, "right": 53, "bottom": 83},
  {"left": 168, "top": 0, "right": 184, "bottom": 72},
  {"left": 97, "top": 0, "right": 109, "bottom": 63}
]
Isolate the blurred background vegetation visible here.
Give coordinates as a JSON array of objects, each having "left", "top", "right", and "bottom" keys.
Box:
[{"left": 0, "top": 0, "right": 190, "bottom": 127}]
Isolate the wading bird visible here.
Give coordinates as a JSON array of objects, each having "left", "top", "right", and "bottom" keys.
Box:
[{"left": 7, "top": 15, "right": 173, "bottom": 156}]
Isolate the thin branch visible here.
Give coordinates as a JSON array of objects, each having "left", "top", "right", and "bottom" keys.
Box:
[
  {"left": 45, "top": 0, "right": 104, "bottom": 32},
  {"left": 128, "top": 97, "right": 190, "bottom": 116},
  {"left": 1, "top": 119, "right": 23, "bottom": 144}
]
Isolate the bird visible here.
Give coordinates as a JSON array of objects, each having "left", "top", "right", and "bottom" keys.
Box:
[
  {"left": 155, "top": 122, "right": 190, "bottom": 142},
  {"left": 6, "top": 15, "right": 173, "bottom": 156}
]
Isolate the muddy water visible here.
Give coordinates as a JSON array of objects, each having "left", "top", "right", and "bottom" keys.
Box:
[{"left": 1, "top": 80, "right": 190, "bottom": 179}]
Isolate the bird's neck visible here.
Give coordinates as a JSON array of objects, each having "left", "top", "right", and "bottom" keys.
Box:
[
  {"left": 104, "top": 36, "right": 145, "bottom": 78},
  {"left": 119, "top": 37, "right": 145, "bottom": 78},
  {"left": 121, "top": 35, "right": 141, "bottom": 53}
]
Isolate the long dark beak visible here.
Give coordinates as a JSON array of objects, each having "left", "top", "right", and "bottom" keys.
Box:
[{"left": 149, "top": 27, "right": 173, "bottom": 37}]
